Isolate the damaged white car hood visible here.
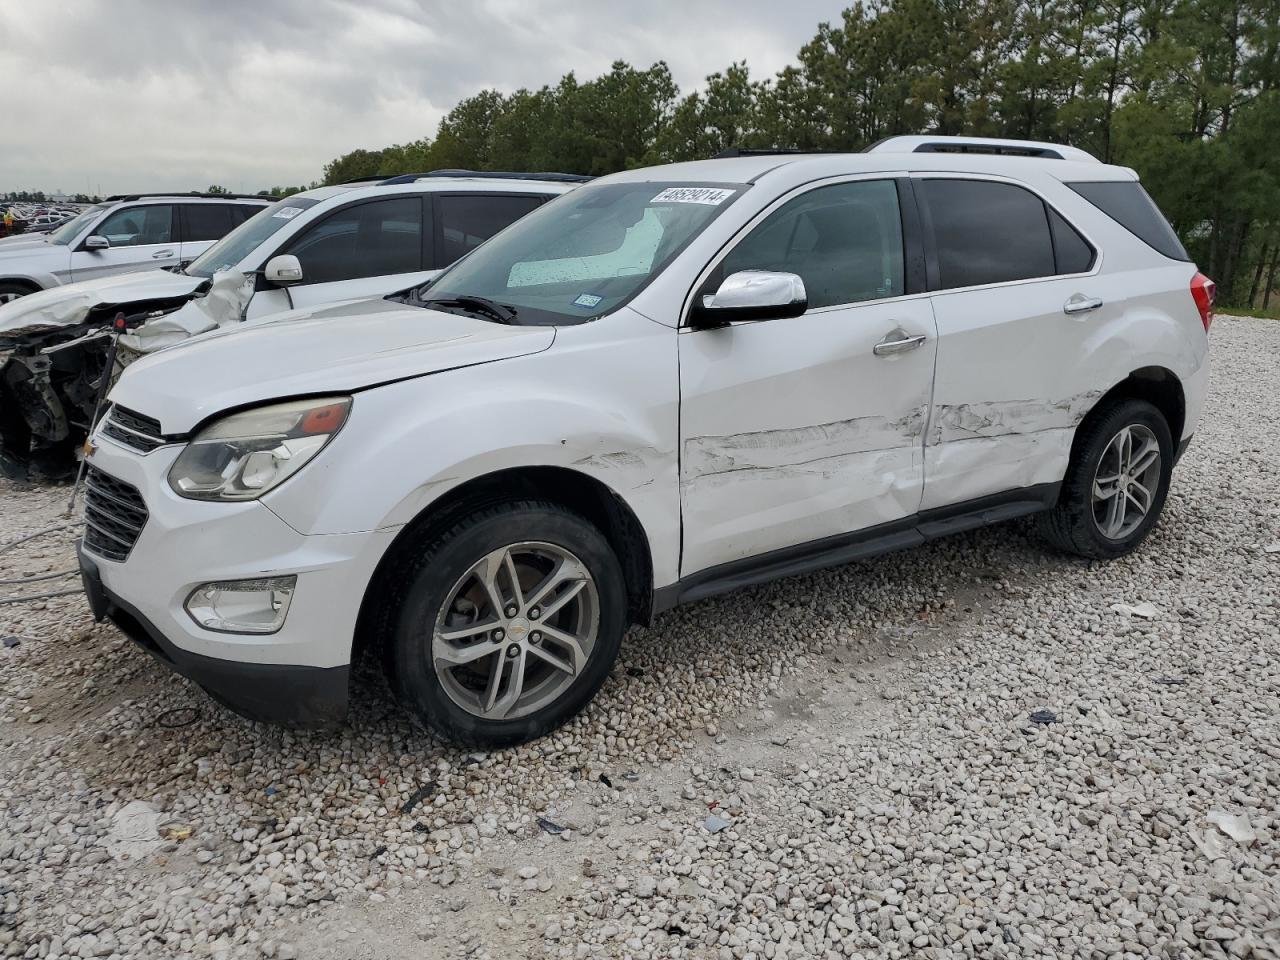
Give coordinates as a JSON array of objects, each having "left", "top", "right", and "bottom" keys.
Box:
[
  {"left": 0, "top": 269, "right": 206, "bottom": 337},
  {"left": 110, "top": 298, "right": 557, "bottom": 433}
]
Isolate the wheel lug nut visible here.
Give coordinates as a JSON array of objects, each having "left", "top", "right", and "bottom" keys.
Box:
[
  {"left": 530, "top": 632, "right": 542, "bottom": 645},
  {"left": 505, "top": 605, "right": 518, "bottom": 617},
  {"left": 528, "top": 606, "right": 541, "bottom": 619},
  {"left": 492, "top": 628, "right": 504, "bottom": 642},
  {"left": 506, "top": 644, "right": 520, "bottom": 659}
]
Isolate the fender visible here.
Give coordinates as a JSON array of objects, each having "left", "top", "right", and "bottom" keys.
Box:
[{"left": 261, "top": 307, "right": 684, "bottom": 588}]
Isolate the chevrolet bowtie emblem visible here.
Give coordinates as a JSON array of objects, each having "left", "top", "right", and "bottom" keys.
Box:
[{"left": 83, "top": 439, "right": 97, "bottom": 459}]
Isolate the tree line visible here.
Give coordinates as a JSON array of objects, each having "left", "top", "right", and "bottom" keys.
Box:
[{"left": 321, "top": 0, "right": 1276, "bottom": 310}]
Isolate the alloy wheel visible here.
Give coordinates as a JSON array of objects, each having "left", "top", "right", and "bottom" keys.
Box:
[
  {"left": 1092, "top": 423, "right": 1162, "bottom": 540},
  {"left": 432, "top": 541, "right": 599, "bottom": 721}
]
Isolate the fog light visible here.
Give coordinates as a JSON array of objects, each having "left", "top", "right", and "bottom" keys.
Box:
[{"left": 185, "top": 576, "right": 296, "bottom": 634}]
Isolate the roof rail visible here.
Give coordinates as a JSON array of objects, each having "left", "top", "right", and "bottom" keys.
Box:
[
  {"left": 376, "top": 170, "right": 593, "bottom": 185},
  {"left": 863, "top": 136, "right": 1098, "bottom": 163},
  {"left": 105, "top": 191, "right": 272, "bottom": 202},
  {"left": 712, "top": 147, "right": 839, "bottom": 159}
]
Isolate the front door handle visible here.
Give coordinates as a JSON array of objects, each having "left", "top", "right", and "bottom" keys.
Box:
[
  {"left": 1063, "top": 294, "right": 1103, "bottom": 315},
  {"left": 152, "top": 250, "right": 174, "bottom": 259},
  {"left": 873, "top": 330, "right": 928, "bottom": 356}
]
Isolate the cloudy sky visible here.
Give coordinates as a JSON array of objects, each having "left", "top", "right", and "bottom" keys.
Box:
[{"left": 0, "top": 0, "right": 844, "bottom": 196}]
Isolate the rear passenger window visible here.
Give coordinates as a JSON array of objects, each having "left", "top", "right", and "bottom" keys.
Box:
[
  {"left": 922, "top": 179, "right": 1056, "bottom": 289},
  {"left": 229, "top": 204, "right": 260, "bottom": 226},
  {"left": 436, "top": 195, "right": 546, "bottom": 266},
  {"left": 182, "top": 204, "right": 234, "bottom": 242},
  {"left": 718, "top": 179, "right": 904, "bottom": 309}
]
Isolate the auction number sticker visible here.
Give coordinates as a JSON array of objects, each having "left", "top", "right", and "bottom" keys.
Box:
[
  {"left": 573, "top": 293, "right": 603, "bottom": 308},
  {"left": 272, "top": 206, "right": 305, "bottom": 219},
  {"left": 651, "top": 187, "right": 734, "bottom": 205}
]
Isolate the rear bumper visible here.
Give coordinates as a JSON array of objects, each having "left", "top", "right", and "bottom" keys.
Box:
[{"left": 80, "top": 543, "right": 349, "bottom": 727}]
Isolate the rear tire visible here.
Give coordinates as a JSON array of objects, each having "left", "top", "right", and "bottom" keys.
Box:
[
  {"left": 379, "top": 500, "right": 626, "bottom": 747},
  {"left": 1037, "top": 398, "right": 1174, "bottom": 559}
]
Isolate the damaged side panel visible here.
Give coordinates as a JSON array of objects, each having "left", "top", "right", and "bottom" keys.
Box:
[
  {"left": 921, "top": 274, "right": 1129, "bottom": 511},
  {"left": 922, "top": 393, "right": 1100, "bottom": 506},
  {"left": 677, "top": 298, "right": 939, "bottom": 576}
]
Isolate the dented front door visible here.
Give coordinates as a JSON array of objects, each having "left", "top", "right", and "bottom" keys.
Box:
[
  {"left": 677, "top": 177, "right": 939, "bottom": 577},
  {"left": 678, "top": 295, "right": 938, "bottom": 576}
]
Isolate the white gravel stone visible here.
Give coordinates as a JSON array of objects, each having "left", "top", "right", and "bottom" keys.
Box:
[{"left": 1, "top": 316, "right": 1277, "bottom": 960}]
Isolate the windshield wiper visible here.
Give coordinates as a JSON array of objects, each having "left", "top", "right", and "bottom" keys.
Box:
[{"left": 418, "top": 294, "right": 517, "bottom": 324}]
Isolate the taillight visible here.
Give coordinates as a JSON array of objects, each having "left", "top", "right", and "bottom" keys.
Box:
[{"left": 1190, "top": 271, "right": 1215, "bottom": 332}]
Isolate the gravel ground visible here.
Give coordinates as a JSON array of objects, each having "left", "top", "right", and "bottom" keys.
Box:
[{"left": 1, "top": 315, "right": 1277, "bottom": 960}]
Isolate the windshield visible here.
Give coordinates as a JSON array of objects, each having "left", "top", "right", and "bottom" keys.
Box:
[
  {"left": 421, "top": 182, "right": 744, "bottom": 324},
  {"left": 48, "top": 206, "right": 107, "bottom": 245},
  {"left": 185, "top": 196, "right": 320, "bottom": 278}
]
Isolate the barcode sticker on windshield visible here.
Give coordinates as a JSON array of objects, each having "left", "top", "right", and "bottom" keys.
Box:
[
  {"left": 272, "top": 207, "right": 304, "bottom": 219},
  {"left": 651, "top": 187, "right": 734, "bottom": 206}
]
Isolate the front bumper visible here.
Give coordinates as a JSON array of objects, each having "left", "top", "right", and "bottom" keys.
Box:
[
  {"left": 76, "top": 433, "right": 402, "bottom": 726},
  {"left": 81, "top": 543, "right": 349, "bottom": 726}
]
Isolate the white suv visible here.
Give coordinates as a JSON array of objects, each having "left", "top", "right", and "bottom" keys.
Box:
[
  {"left": 0, "top": 173, "right": 580, "bottom": 479},
  {"left": 0, "top": 193, "right": 270, "bottom": 302},
  {"left": 78, "top": 136, "right": 1212, "bottom": 746}
]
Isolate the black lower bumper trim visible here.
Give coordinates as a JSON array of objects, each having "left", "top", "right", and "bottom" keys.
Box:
[
  {"left": 78, "top": 544, "right": 349, "bottom": 728},
  {"left": 1175, "top": 433, "right": 1194, "bottom": 464}
]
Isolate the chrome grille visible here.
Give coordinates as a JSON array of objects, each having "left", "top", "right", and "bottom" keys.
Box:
[
  {"left": 100, "top": 404, "right": 166, "bottom": 453},
  {"left": 83, "top": 466, "right": 148, "bottom": 562}
]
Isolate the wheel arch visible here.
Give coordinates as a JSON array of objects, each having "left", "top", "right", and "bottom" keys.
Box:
[
  {"left": 354, "top": 465, "right": 655, "bottom": 660},
  {"left": 0, "top": 277, "right": 43, "bottom": 296},
  {"left": 1076, "top": 366, "right": 1186, "bottom": 460}
]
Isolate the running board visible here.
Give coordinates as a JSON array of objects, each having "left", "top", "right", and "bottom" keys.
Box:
[{"left": 653, "top": 483, "right": 1060, "bottom": 614}]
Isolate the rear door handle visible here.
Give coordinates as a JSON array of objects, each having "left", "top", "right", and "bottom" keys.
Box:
[
  {"left": 873, "top": 330, "right": 928, "bottom": 356},
  {"left": 1063, "top": 294, "right": 1103, "bottom": 315},
  {"left": 152, "top": 250, "right": 174, "bottom": 259}
]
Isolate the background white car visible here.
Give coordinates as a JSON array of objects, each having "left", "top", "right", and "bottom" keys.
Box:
[
  {"left": 0, "top": 193, "right": 271, "bottom": 302},
  {"left": 0, "top": 173, "right": 584, "bottom": 479}
]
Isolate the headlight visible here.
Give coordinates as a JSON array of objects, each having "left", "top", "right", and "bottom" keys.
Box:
[{"left": 168, "top": 396, "right": 351, "bottom": 501}]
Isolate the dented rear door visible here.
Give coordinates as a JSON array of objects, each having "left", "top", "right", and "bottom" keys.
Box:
[{"left": 915, "top": 174, "right": 1107, "bottom": 510}]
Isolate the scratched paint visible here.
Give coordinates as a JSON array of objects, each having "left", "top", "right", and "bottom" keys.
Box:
[
  {"left": 684, "top": 407, "right": 927, "bottom": 478},
  {"left": 928, "top": 391, "right": 1103, "bottom": 444}
]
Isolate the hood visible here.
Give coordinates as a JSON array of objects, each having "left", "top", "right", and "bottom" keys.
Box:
[
  {"left": 110, "top": 297, "right": 557, "bottom": 433},
  {"left": 0, "top": 235, "right": 53, "bottom": 251},
  {"left": 0, "top": 270, "right": 205, "bottom": 337}
]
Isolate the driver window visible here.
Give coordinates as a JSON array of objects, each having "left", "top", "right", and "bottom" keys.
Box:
[
  {"left": 719, "top": 180, "right": 904, "bottom": 309},
  {"left": 94, "top": 205, "right": 174, "bottom": 248},
  {"left": 284, "top": 197, "right": 423, "bottom": 285}
]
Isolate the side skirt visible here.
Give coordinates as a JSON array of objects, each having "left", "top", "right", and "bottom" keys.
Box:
[{"left": 652, "top": 482, "right": 1061, "bottom": 615}]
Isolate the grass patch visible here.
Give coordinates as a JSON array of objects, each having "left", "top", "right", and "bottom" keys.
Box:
[{"left": 1219, "top": 306, "right": 1280, "bottom": 320}]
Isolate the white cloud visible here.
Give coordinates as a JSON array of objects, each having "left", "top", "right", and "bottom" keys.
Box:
[{"left": 0, "top": 0, "right": 844, "bottom": 194}]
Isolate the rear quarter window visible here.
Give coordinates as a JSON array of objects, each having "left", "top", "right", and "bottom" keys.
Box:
[{"left": 1066, "top": 181, "right": 1188, "bottom": 261}]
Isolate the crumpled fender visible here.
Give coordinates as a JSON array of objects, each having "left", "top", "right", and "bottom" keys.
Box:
[
  {"left": 0, "top": 270, "right": 206, "bottom": 338},
  {"left": 116, "top": 271, "right": 255, "bottom": 353}
]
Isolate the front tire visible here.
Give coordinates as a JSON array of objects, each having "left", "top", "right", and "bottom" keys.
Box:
[
  {"left": 379, "top": 500, "right": 626, "bottom": 747},
  {"left": 1038, "top": 398, "right": 1174, "bottom": 559},
  {"left": 0, "top": 282, "right": 36, "bottom": 305}
]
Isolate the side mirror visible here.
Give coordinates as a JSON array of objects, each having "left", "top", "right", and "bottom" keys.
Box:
[
  {"left": 83, "top": 235, "right": 110, "bottom": 251},
  {"left": 690, "top": 270, "right": 807, "bottom": 327},
  {"left": 264, "top": 254, "right": 304, "bottom": 286}
]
